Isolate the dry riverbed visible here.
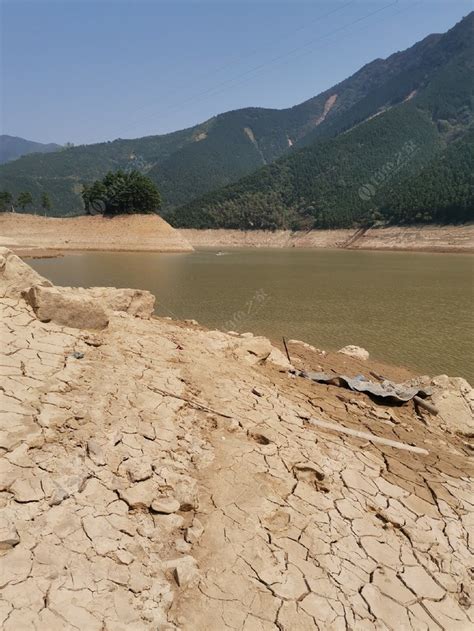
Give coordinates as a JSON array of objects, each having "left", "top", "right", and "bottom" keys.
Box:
[{"left": 0, "top": 247, "right": 473, "bottom": 630}]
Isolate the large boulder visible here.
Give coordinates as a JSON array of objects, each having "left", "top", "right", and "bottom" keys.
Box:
[
  {"left": 24, "top": 285, "right": 109, "bottom": 330},
  {"left": 23, "top": 283, "right": 155, "bottom": 329},
  {"left": 77, "top": 287, "right": 155, "bottom": 319},
  {"left": 0, "top": 247, "right": 51, "bottom": 298}
]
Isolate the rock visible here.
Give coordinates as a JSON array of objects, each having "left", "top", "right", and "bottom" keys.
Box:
[
  {"left": 87, "top": 439, "right": 106, "bottom": 466},
  {"left": 337, "top": 345, "right": 370, "bottom": 361},
  {"left": 232, "top": 335, "right": 272, "bottom": 364},
  {"left": 164, "top": 556, "right": 199, "bottom": 588},
  {"left": 174, "top": 558, "right": 199, "bottom": 588},
  {"left": 288, "top": 339, "right": 317, "bottom": 352},
  {"left": 0, "top": 248, "right": 52, "bottom": 298},
  {"left": 170, "top": 476, "right": 199, "bottom": 511},
  {"left": 10, "top": 477, "right": 44, "bottom": 502},
  {"left": 118, "top": 480, "right": 156, "bottom": 509},
  {"left": 185, "top": 518, "right": 204, "bottom": 544},
  {"left": 48, "top": 487, "right": 70, "bottom": 506},
  {"left": 0, "top": 515, "right": 20, "bottom": 549},
  {"left": 175, "top": 538, "right": 192, "bottom": 554},
  {"left": 126, "top": 460, "right": 152, "bottom": 482},
  {"left": 232, "top": 335, "right": 292, "bottom": 369},
  {"left": 77, "top": 287, "right": 155, "bottom": 319},
  {"left": 24, "top": 285, "right": 109, "bottom": 330},
  {"left": 154, "top": 514, "right": 185, "bottom": 531},
  {"left": 289, "top": 339, "right": 327, "bottom": 356},
  {"left": 151, "top": 497, "right": 181, "bottom": 514},
  {"left": 115, "top": 550, "right": 134, "bottom": 565},
  {"left": 430, "top": 376, "right": 474, "bottom": 435},
  {"left": 267, "top": 347, "right": 293, "bottom": 370}
]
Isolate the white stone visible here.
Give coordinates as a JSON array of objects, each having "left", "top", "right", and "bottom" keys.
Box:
[
  {"left": 151, "top": 497, "right": 180, "bottom": 514},
  {"left": 337, "top": 345, "right": 370, "bottom": 360}
]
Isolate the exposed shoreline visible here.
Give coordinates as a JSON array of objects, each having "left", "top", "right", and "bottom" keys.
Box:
[
  {"left": 0, "top": 214, "right": 473, "bottom": 257},
  {"left": 182, "top": 224, "right": 474, "bottom": 253},
  {"left": 1, "top": 247, "right": 473, "bottom": 629},
  {"left": 0, "top": 212, "right": 194, "bottom": 255}
]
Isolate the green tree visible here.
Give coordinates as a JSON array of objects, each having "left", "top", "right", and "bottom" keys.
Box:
[
  {"left": 82, "top": 170, "right": 161, "bottom": 216},
  {"left": 17, "top": 192, "right": 33, "bottom": 211},
  {"left": 0, "top": 191, "right": 13, "bottom": 212},
  {"left": 40, "top": 192, "right": 52, "bottom": 213}
]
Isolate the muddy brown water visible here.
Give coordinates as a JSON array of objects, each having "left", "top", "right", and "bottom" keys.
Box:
[{"left": 30, "top": 248, "right": 474, "bottom": 383}]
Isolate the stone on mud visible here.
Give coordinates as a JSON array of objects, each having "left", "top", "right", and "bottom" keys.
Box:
[
  {"left": 165, "top": 556, "right": 199, "bottom": 588},
  {"left": 232, "top": 335, "right": 293, "bottom": 369},
  {"left": 118, "top": 480, "right": 156, "bottom": 509},
  {"left": 0, "top": 515, "right": 20, "bottom": 549},
  {"left": 185, "top": 517, "right": 204, "bottom": 544},
  {"left": 126, "top": 459, "right": 153, "bottom": 482},
  {"left": 337, "top": 345, "right": 370, "bottom": 360},
  {"left": 151, "top": 497, "right": 181, "bottom": 514}
]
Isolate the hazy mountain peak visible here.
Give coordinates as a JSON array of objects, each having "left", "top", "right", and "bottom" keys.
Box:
[{"left": 0, "top": 135, "right": 60, "bottom": 165}]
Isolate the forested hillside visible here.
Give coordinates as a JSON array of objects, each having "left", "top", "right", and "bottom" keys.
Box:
[
  {"left": 1, "top": 13, "right": 472, "bottom": 219},
  {"left": 168, "top": 106, "right": 444, "bottom": 229},
  {"left": 169, "top": 13, "right": 474, "bottom": 229},
  {"left": 380, "top": 129, "right": 474, "bottom": 224}
]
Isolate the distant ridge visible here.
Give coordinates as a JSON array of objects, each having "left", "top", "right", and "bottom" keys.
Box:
[{"left": 0, "top": 135, "right": 60, "bottom": 165}]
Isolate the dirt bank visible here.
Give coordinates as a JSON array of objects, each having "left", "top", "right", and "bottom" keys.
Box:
[
  {"left": 1, "top": 248, "right": 473, "bottom": 630},
  {"left": 182, "top": 224, "right": 474, "bottom": 252},
  {"left": 0, "top": 213, "right": 193, "bottom": 255}
]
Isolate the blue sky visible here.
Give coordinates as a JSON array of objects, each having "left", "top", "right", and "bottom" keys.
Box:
[{"left": 1, "top": 0, "right": 471, "bottom": 145}]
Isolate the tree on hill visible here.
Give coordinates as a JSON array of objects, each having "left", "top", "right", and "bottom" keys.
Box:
[
  {"left": 82, "top": 170, "right": 162, "bottom": 216},
  {"left": 0, "top": 191, "right": 13, "bottom": 211},
  {"left": 41, "top": 192, "right": 52, "bottom": 213},
  {"left": 17, "top": 191, "right": 33, "bottom": 211}
]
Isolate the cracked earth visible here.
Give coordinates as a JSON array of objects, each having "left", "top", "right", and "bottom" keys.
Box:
[{"left": 0, "top": 248, "right": 473, "bottom": 630}]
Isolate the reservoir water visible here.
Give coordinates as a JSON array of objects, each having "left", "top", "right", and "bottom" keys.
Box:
[{"left": 30, "top": 248, "right": 474, "bottom": 383}]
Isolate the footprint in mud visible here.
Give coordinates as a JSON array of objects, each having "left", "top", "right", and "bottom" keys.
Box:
[{"left": 293, "top": 464, "right": 329, "bottom": 492}]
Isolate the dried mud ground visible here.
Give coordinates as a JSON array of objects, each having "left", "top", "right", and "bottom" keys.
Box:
[{"left": 1, "top": 252, "right": 473, "bottom": 630}]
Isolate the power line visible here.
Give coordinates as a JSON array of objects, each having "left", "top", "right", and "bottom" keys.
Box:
[
  {"left": 122, "top": 0, "right": 399, "bottom": 138},
  {"left": 127, "top": 1, "right": 356, "bottom": 125}
]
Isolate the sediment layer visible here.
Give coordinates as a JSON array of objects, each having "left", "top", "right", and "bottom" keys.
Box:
[
  {"left": 0, "top": 213, "right": 193, "bottom": 255},
  {"left": 182, "top": 224, "right": 474, "bottom": 252},
  {"left": 1, "top": 248, "right": 473, "bottom": 630}
]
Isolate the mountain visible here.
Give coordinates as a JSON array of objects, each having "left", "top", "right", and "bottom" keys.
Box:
[
  {"left": 0, "top": 13, "right": 472, "bottom": 223},
  {"left": 170, "top": 13, "right": 474, "bottom": 229},
  {"left": 0, "top": 135, "right": 60, "bottom": 165}
]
